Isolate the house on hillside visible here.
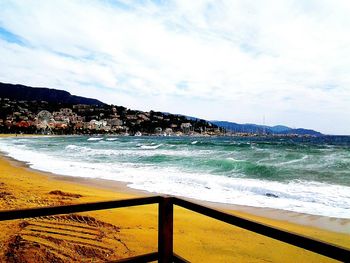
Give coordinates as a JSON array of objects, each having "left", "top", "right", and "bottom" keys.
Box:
[
  {"left": 164, "top": 128, "right": 173, "bottom": 136},
  {"left": 154, "top": 127, "right": 163, "bottom": 134},
  {"left": 181, "top": 123, "right": 192, "bottom": 134}
]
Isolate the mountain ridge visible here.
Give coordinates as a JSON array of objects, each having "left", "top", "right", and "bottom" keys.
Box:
[
  {"left": 0, "top": 82, "right": 105, "bottom": 106},
  {"left": 211, "top": 121, "right": 322, "bottom": 136}
]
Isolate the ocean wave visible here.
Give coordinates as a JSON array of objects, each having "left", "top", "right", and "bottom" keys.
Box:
[
  {"left": 87, "top": 137, "right": 104, "bottom": 141},
  {"left": 65, "top": 144, "right": 93, "bottom": 153},
  {"left": 276, "top": 155, "right": 308, "bottom": 166},
  {"left": 199, "top": 157, "right": 280, "bottom": 178},
  {"left": 65, "top": 144, "right": 80, "bottom": 150},
  {"left": 139, "top": 144, "right": 163, "bottom": 149},
  {"left": 128, "top": 170, "right": 350, "bottom": 218}
]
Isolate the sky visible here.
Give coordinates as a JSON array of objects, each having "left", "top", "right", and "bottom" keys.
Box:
[{"left": 0, "top": 0, "right": 350, "bottom": 135}]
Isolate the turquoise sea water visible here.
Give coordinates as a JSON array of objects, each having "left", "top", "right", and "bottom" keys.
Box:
[{"left": 0, "top": 135, "right": 349, "bottom": 218}]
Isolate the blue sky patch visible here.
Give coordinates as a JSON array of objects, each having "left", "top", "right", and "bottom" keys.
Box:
[
  {"left": 176, "top": 81, "right": 189, "bottom": 90},
  {"left": 0, "top": 27, "right": 25, "bottom": 45}
]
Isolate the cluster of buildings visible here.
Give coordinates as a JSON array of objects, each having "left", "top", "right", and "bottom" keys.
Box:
[{"left": 0, "top": 98, "right": 222, "bottom": 136}]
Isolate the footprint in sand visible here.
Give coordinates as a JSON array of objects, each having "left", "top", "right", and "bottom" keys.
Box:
[{"left": 3, "top": 215, "right": 131, "bottom": 262}]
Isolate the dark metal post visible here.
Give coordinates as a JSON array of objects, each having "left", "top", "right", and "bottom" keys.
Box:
[{"left": 158, "top": 196, "right": 174, "bottom": 263}]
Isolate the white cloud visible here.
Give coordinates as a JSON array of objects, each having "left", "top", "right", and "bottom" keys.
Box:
[{"left": 0, "top": 0, "right": 350, "bottom": 134}]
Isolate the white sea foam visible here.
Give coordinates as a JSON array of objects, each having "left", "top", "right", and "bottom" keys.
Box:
[
  {"left": 65, "top": 144, "right": 80, "bottom": 150},
  {"left": 275, "top": 155, "right": 309, "bottom": 166},
  {"left": 65, "top": 144, "right": 201, "bottom": 158},
  {"left": 226, "top": 157, "right": 242, "bottom": 162},
  {"left": 106, "top": 138, "right": 118, "bottom": 141},
  {"left": 139, "top": 144, "right": 163, "bottom": 149},
  {"left": 0, "top": 139, "right": 349, "bottom": 218},
  {"left": 87, "top": 137, "right": 104, "bottom": 141}
]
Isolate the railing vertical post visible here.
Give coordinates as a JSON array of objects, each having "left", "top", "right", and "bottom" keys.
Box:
[{"left": 158, "top": 196, "right": 174, "bottom": 263}]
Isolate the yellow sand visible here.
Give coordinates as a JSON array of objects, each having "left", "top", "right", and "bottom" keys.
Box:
[{"left": 0, "top": 137, "right": 349, "bottom": 262}]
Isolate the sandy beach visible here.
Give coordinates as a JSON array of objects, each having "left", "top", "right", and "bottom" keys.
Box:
[{"left": 0, "top": 136, "right": 349, "bottom": 262}]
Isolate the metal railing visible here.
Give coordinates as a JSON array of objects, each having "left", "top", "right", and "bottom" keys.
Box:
[{"left": 0, "top": 196, "right": 349, "bottom": 262}]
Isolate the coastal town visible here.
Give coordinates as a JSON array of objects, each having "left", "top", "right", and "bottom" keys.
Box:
[{"left": 0, "top": 97, "right": 223, "bottom": 136}]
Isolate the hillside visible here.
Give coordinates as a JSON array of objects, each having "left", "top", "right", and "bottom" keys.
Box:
[
  {"left": 0, "top": 82, "right": 105, "bottom": 106},
  {"left": 211, "top": 121, "right": 322, "bottom": 136},
  {"left": 0, "top": 82, "right": 218, "bottom": 135},
  {"left": 0, "top": 81, "right": 322, "bottom": 136}
]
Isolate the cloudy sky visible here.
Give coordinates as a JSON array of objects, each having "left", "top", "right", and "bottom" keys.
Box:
[{"left": 0, "top": 0, "right": 350, "bottom": 134}]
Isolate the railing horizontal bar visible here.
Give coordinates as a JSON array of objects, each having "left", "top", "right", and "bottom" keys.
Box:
[
  {"left": 0, "top": 196, "right": 162, "bottom": 221},
  {"left": 173, "top": 197, "right": 350, "bottom": 262},
  {"left": 107, "top": 252, "right": 158, "bottom": 262},
  {"left": 173, "top": 253, "right": 190, "bottom": 263}
]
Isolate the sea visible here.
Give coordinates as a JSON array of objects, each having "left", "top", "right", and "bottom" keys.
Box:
[{"left": 0, "top": 135, "right": 349, "bottom": 218}]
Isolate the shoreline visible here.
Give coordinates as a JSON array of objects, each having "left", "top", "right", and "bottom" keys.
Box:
[
  {"left": 2, "top": 148, "right": 350, "bottom": 235},
  {"left": 1, "top": 134, "right": 350, "bottom": 262}
]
